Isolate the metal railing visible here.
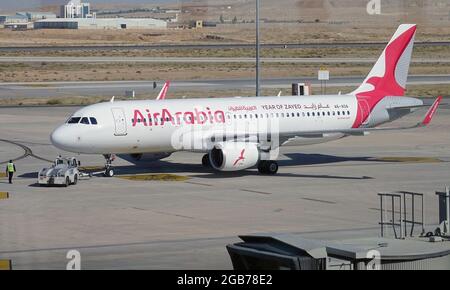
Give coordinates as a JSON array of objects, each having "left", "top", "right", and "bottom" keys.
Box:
[{"left": 378, "top": 191, "right": 425, "bottom": 239}]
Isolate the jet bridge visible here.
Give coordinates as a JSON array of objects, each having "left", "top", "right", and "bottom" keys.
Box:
[{"left": 227, "top": 187, "right": 450, "bottom": 270}]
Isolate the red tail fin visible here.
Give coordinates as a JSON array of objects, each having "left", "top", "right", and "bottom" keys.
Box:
[
  {"left": 352, "top": 24, "right": 417, "bottom": 127},
  {"left": 156, "top": 81, "right": 170, "bottom": 100}
]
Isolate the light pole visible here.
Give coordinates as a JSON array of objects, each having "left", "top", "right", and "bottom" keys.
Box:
[{"left": 256, "top": 0, "right": 260, "bottom": 96}]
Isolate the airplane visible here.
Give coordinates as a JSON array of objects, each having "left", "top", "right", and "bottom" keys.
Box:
[
  {"left": 51, "top": 24, "right": 442, "bottom": 177},
  {"left": 156, "top": 81, "right": 170, "bottom": 100}
]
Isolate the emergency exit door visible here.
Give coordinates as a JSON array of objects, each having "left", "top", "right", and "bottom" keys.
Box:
[{"left": 111, "top": 108, "right": 127, "bottom": 136}]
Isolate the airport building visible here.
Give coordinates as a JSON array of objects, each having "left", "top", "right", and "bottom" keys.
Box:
[
  {"left": 60, "top": 0, "right": 91, "bottom": 19},
  {"left": 33, "top": 0, "right": 167, "bottom": 30},
  {"left": 16, "top": 12, "right": 57, "bottom": 21},
  {"left": 0, "top": 14, "right": 28, "bottom": 24},
  {"left": 34, "top": 18, "right": 167, "bottom": 30}
]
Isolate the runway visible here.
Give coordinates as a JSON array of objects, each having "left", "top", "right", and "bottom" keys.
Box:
[
  {"left": 0, "top": 41, "right": 449, "bottom": 52},
  {"left": 1, "top": 75, "right": 449, "bottom": 99},
  {"left": 1, "top": 56, "right": 450, "bottom": 64},
  {"left": 0, "top": 103, "right": 449, "bottom": 269}
]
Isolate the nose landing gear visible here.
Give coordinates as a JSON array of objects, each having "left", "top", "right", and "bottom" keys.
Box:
[{"left": 103, "top": 154, "right": 116, "bottom": 177}]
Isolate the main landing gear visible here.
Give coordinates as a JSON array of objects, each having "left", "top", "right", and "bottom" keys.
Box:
[
  {"left": 103, "top": 154, "right": 116, "bottom": 177},
  {"left": 202, "top": 154, "right": 210, "bottom": 167},
  {"left": 258, "top": 160, "right": 279, "bottom": 175}
]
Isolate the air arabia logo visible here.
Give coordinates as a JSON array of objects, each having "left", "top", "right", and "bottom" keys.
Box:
[
  {"left": 233, "top": 149, "right": 246, "bottom": 166},
  {"left": 132, "top": 107, "right": 225, "bottom": 127}
]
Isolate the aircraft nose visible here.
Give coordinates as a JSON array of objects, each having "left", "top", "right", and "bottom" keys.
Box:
[{"left": 51, "top": 126, "right": 73, "bottom": 151}]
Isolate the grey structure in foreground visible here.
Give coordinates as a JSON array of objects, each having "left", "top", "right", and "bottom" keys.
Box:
[{"left": 227, "top": 234, "right": 450, "bottom": 270}]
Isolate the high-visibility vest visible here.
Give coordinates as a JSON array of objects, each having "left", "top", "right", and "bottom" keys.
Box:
[{"left": 7, "top": 163, "right": 14, "bottom": 172}]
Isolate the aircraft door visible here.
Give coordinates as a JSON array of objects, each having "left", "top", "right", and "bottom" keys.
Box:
[{"left": 111, "top": 108, "right": 128, "bottom": 136}]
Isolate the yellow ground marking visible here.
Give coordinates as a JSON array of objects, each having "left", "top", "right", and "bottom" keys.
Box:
[
  {"left": 375, "top": 157, "right": 441, "bottom": 163},
  {"left": 117, "top": 174, "right": 190, "bottom": 182},
  {"left": 0, "top": 260, "right": 12, "bottom": 270}
]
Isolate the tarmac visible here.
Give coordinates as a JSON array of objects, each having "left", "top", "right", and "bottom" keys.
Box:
[
  {"left": 0, "top": 101, "right": 449, "bottom": 269},
  {"left": 0, "top": 41, "right": 448, "bottom": 52},
  {"left": 1, "top": 75, "right": 449, "bottom": 99}
]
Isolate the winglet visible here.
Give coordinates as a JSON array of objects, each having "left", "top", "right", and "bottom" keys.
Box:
[
  {"left": 421, "top": 96, "right": 442, "bottom": 126},
  {"left": 156, "top": 81, "right": 170, "bottom": 100}
]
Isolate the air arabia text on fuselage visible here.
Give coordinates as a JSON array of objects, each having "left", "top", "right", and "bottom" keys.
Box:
[{"left": 132, "top": 107, "right": 226, "bottom": 127}]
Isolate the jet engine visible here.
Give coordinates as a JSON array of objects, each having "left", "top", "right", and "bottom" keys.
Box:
[{"left": 209, "top": 142, "right": 259, "bottom": 171}]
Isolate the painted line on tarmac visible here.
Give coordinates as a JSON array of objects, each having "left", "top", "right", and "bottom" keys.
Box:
[
  {"left": 0, "top": 139, "right": 52, "bottom": 164},
  {"left": 240, "top": 189, "right": 272, "bottom": 195},
  {"left": 301, "top": 197, "right": 337, "bottom": 204},
  {"left": 184, "top": 181, "right": 213, "bottom": 187}
]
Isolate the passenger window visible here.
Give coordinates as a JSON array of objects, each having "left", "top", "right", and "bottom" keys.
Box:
[
  {"left": 337, "top": 111, "right": 341, "bottom": 116},
  {"left": 80, "top": 117, "right": 90, "bottom": 125},
  {"left": 90, "top": 117, "right": 98, "bottom": 125},
  {"left": 67, "top": 117, "right": 81, "bottom": 124}
]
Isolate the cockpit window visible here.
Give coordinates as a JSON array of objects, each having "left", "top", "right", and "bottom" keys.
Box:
[
  {"left": 67, "top": 117, "right": 81, "bottom": 124},
  {"left": 80, "top": 117, "right": 90, "bottom": 125},
  {"left": 90, "top": 117, "right": 98, "bottom": 125}
]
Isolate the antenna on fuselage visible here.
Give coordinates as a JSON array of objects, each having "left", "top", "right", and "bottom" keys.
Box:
[{"left": 110, "top": 96, "right": 115, "bottom": 103}]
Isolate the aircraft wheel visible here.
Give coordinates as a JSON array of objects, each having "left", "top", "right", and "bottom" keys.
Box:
[
  {"left": 202, "top": 154, "right": 210, "bottom": 167},
  {"left": 258, "top": 161, "right": 278, "bottom": 175},
  {"left": 104, "top": 168, "right": 114, "bottom": 177},
  {"left": 267, "top": 161, "right": 279, "bottom": 175},
  {"left": 73, "top": 175, "right": 78, "bottom": 185},
  {"left": 258, "top": 161, "right": 268, "bottom": 174}
]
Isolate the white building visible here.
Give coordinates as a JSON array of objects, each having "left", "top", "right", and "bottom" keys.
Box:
[
  {"left": 0, "top": 14, "right": 28, "bottom": 24},
  {"left": 61, "top": 0, "right": 91, "bottom": 19},
  {"left": 34, "top": 18, "right": 167, "bottom": 30},
  {"left": 15, "top": 12, "right": 57, "bottom": 21}
]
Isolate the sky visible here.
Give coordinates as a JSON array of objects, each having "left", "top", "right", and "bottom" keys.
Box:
[{"left": 0, "top": 0, "right": 177, "bottom": 12}]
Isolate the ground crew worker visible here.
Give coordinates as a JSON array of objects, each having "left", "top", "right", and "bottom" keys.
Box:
[{"left": 6, "top": 160, "right": 16, "bottom": 184}]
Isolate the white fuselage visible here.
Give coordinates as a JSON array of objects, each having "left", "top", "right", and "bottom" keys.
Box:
[{"left": 51, "top": 94, "right": 359, "bottom": 155}]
